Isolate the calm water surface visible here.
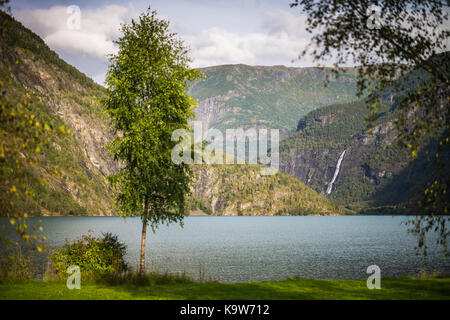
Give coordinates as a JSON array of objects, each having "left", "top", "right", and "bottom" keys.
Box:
[{"left": 3, "top": 216, "right": 449, "bottom": 282}]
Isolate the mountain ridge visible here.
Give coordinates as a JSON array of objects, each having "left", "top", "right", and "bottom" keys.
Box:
[
  {"left": 190, "top": 63, "right": 361, "bottom": 137},
  {"left": 278, "top": 83, "right": 449, "bottom": 212},
  {"left": 0, "top": 10, "right": 343, "bottom": 217}
]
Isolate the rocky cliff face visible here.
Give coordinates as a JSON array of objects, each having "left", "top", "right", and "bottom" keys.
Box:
[
  {"left": 4, "top": 48, "right": 118, "bottom": 177},
  {"left": 278, "top": 98, "right": 439, "bottom": 209},
  {"left": 1, "top": 12, "right": 341, "bottom": 217},
  {"left": 281, "top": 148, "right": 336, "bottom": 189},
  {"left": 190, "top": 64, "right": 360, "bottom": 137},
  {"left": 1, "top": 11, "right": 117, "bottom": 216},
  {"left": 281, "top": 122, "right": 400, "bottom": 191},
  {"left": 190, "top": 164, "right": 344, "bottom": 216}
]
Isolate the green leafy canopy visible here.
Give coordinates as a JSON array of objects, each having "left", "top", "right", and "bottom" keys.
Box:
[{"left": 104, "top": 9, "right": 203, "bottom": 229}]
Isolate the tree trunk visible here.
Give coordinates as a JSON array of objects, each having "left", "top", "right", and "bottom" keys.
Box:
[{"left": 139, "top": 214, "right": 148, "bottom": 276}]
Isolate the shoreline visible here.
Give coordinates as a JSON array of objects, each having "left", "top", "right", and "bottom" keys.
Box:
[{"left": 4, "top": 213, "right": 427, "bottom": 218}]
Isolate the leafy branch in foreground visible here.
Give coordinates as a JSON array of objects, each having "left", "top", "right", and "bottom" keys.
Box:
[{"left": 292, "top": 0, "right": 449, "bottom": 256}]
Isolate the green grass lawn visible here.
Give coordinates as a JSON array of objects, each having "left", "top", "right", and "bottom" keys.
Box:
[{"left": 1, "top": 277, "right": 449, "bottom": 300}]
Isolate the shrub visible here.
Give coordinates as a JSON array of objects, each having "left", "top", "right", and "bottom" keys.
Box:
[
  {"left": 49, "top": 232, "right": 128, "bottom": 279},
  {"left": 0, "top": 250, "right": 33, "bottom": 280}
]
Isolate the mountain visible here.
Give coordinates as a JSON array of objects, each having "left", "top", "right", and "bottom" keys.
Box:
[
  {"left": 279, "top": 100, "right": 402, "bottom": 207},
  {"left": 0, "top": 10, "right": 117, "bottom": 216},
  {"left": 190, "top": 164, "right": 345, "bottom": 216},
  {"left": 190, "top": 64, "right": 360, "bottom": 137},
  {"left": 279, "top": 91, "right": 448, "bottom": 212},
  {"left": 0, "top": 11, "right": 340, "bottom": 217}
]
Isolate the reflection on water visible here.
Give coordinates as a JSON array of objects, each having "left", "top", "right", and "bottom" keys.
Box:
[{"left": 1, "top": 216, "right": 449, "bottom": 282}]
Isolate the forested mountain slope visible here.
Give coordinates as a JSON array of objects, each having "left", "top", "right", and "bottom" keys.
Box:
[
  {"left": 0, "top": 10, "right": 117, "bottom": 216},
  {"left": 279, "top": 61, "right": 449, "bottom": 213},
  {"left": 0, "top": 11, "right": 341, "bottom": 217},
  {"left": 190, "top": 64, "right": 359, "bottom": 137}
]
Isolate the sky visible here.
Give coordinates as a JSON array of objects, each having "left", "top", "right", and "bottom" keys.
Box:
[{"left": 9, "top": 0, "right": 316, "bottom": 84}]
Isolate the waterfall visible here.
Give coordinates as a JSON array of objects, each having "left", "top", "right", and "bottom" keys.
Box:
[{"left": 326, "top": 150, "right": 346, "bottom": 195}]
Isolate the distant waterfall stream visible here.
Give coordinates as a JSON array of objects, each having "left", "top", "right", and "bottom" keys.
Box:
[{"left": 326, "top": 150, "right": 346, "bottom": 195}]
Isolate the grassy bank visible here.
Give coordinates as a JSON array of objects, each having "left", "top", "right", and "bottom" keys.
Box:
[{"left": 1, "top": 276, "right": 449, "bottom": 300}]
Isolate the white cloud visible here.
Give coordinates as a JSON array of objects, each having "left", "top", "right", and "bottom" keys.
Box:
[
  {"left": 44, "top": 30, "right": 118, "bottom": 58},
  {"left": 183, "top": 10, "right": 313, "bottom": 67},
  {"left": 262, "top": 10, "right": 310, "bottom": 37},
  {"left": 13, "top": 5, "right": 135, "bottom": 59},
  {"left": 12, "top": 5, "right": 316, "bottom": 82}
]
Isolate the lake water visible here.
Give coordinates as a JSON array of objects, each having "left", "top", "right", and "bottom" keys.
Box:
[{"left": 2, "top": 216, "right": 449, "bottom": 282}]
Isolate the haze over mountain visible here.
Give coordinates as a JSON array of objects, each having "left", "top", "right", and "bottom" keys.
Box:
[
  {"left": 190, "top": 64, "right": 359, "bottom": 137},
  {"left": 0, "top": 11, "right": 341, "bottom": 217},
  {"left": 2, "top": 10, "right": 444, "bottom": 217}
]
